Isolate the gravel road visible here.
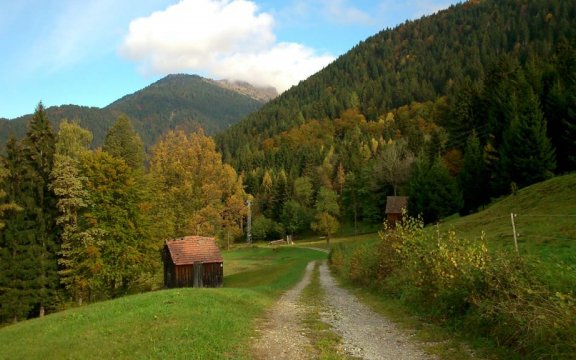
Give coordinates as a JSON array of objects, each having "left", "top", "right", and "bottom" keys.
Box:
[
  {"left": 252, "top": 258, "right": 433, "bottom": 360},
  {"left": 319, "top": 261, "right": 433, "bottom": 360},
  {"left": 252, "top": 261, "right": 315, "bottom": 359}
]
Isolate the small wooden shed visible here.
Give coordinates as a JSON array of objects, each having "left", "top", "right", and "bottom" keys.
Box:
[
  {"left": 163, "top": 236, "right": 223, "bottom": 288},
  {"left": 385, "top": 196, "right": 408, "bottom": 227}
]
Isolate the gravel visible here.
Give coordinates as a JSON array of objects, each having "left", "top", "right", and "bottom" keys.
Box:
[
  {"left": 318, "top": 261, "right": 434, "bottom": 360},
  {"left": 252, "top": 258, "right": 434, "bottom": 360},
  {"left": 252, "top": 261, "right": 315, "bottom": 359}
]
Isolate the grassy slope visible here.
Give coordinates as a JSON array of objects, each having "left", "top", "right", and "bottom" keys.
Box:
[
  {"left": 324, "top": 174, "right": 576, "bottom": 359},
  {"left": 0, "top": 247, "right": 326, "bottom": 359},
  {"left": 438, "top": 173, "right": 576, "bottom": 266}
]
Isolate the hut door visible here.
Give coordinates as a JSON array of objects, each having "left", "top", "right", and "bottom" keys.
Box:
[{"left": 193, "top": 261, "right": 204, "bottom": 288}]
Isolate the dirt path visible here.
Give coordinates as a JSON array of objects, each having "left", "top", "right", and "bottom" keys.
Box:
[
  {"left": 252, "top": 261, "right": 315, "bottom": 359},
  {"left": 252, "top": 258, "right": 433, "bottom": 360},
  {"left": 318, "top": 261, "right": 433, "bottom": 360}
]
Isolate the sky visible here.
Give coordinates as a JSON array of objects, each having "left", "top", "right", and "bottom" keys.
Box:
[{"left": 0, "top": 0, "right": 460, "bottom": 119}]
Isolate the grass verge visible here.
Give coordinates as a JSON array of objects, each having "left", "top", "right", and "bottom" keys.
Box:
[{"left": 0, "top": 246, "right": 326, "bottom": 359}]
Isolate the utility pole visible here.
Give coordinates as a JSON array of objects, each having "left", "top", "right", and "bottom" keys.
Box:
[{"left": 246, "top": 200, "right": 252, "bottom": 244}]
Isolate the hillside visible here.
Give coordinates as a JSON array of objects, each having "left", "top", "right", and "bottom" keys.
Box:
[
  {"left": 330, "top": 174, "right": 576, "bottom": 359},
  {"left": 0, "top": 74, "right": 270, "bottom": 150},
  {"left": 437, "top": 173, "right": 576, "bottom": 264},
  {"left": 216, "top": 0, "right": 576, "bottom": 234},
  {"left": 0, "top": 247, "right": 326, "bottom": 359},
  {"left": 218, "top": 0, "right": 576, "bottom": 155}
]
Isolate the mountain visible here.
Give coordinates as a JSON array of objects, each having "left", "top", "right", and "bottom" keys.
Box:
[
  {"left": 217, "top": 0, "right": 576, "bottom": 158},
  {"left": 0, "top": 74, "right": 273, "bottom": 150},
  {"left": 216, "top": 0, "right": 576, "bottom": 228},
  {"left": 211, "top": 79, "right": 277, "bottom": 102}
]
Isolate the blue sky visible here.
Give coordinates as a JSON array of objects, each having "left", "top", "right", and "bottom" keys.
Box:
[{"left": 0, "top": 0, "right": 460, "bottom": 119}]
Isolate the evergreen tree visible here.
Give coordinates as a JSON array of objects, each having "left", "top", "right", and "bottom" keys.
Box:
[
  {"left": 0, "top": 160, "right": 20, "bottom": 230},
  {"left": 544, "top": 40, "right": 576, "bottom": 172},
  {"left": 408, "top": 155, "right": 462, "bottom": 224},
  {"left": 22, "top": 103, "right": 59, "bottom": 318},
  {"left": 0, "top": 103, "right": 59, "bottom": 320},
  {"left": 458, "top": 131, "right": 489, "bottom": 214},
  {"left": 102, "top": 115, "right": 145, "bottom": 171},
  {"left": 50, "top": 153, "right": 90, "bottom": 304},
  {"left": 81, "top": 150, "right": 154, "bottom": 298},
  {"left": 498, "top": 83, "right": 556, "bottom": 190},
  {"left": 0, "top": 138, "right": 29, "bottom": 323}
]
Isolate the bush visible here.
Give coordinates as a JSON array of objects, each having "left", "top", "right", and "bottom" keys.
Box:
[
  {"left": 251, "top": 216, "right": 285, "bottom": 241},
  {"left": 330, "top": 215, "right": 576, "bottom": 358}
]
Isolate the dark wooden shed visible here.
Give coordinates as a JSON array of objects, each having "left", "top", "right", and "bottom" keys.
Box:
[
  {"left": 385, "top": 196, "right": 408, "bottom": 227},
  {"left": 163, "top": 236, "right": 223, "bottom": 288}
]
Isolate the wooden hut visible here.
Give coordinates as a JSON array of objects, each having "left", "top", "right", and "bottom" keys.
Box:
[
  {"left": 385, "top": 196, "right": 408, "bottom": 227},
  {"left": 163, "top": 236, "right": 223, "bottom": 288}
]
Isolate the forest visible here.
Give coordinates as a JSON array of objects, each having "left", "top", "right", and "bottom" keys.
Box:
[
  {"left": 1, "top": 0, "right": 575, "bottom": 323},
  {"left": 216, "top": 0, "right": 576, "bottom": 231},
  {"left": 0, "top": 107, "right": 246, "bottom": 322}
]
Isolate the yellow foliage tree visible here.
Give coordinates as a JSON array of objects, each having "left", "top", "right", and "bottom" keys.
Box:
[{"left": 150, "top": 130, "right": 246, "bottom": 243}]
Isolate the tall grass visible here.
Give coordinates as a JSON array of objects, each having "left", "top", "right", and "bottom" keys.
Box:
[
  {"left": 330, "top": 215, "right": 576, "bottom": 359},
  {"left": 0, "top": 246, "right": 326, "bottom": 359}
]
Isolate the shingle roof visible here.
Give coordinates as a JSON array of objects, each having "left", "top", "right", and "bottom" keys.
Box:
[
  {"left": 165, "top": 236, "right": 223, "bottom": 265},
  {"left": 385, "top": 196, "right": 408, "bottom": 214}
]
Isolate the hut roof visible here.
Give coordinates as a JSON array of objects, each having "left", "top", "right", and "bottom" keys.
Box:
[
  {"left": 165, "top": 236, "right": 223, "bottom": 265},
  {"left": 385, "top": 196, "right": 408, "bottom": 214}
]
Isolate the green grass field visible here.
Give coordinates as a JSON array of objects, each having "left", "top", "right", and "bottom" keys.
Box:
[
  {"left": 0, "top": 246, "right": 326, "bottom": 359},
  {"left": 438, "top": 174, "right": 576, "bottom": 262}
]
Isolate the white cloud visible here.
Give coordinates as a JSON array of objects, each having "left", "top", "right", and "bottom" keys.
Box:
[{"left": 120, "top": 0, "right": 335, "bottom": 92}]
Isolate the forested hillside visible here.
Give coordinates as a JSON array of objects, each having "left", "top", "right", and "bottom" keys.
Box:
[
  {"left": 217, "top": 0, "right": 576, "bottom": 235},
  {"left": 0, "top": 107, "right": 247, "bottom": 323},
  {"left": 0, "top": 74, "right": 269, "bottom": 151}
]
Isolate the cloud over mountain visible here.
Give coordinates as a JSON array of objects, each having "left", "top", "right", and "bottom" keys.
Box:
[{"left": 120, "top": 0, "right": 335, "bottom": 92}]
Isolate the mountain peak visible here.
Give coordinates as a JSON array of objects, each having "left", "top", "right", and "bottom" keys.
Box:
[{"left": 211, "top": 79, "right": 278, "bottom": 102}]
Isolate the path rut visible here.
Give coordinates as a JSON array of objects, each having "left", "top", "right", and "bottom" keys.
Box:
[{"left": 252, "top": 261, "right": 315, "bottom": 359}]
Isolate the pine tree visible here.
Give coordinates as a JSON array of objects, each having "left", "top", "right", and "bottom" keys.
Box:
[
  {"left": 21, "top": 103, "right": 59, "bottom": 317},
  {"left": 0, "top": 138, "right": 30, "bottom": 323},
  {"left": 51, "top": 154, "right": 90, "bottom": 304},
  {"left": 81, "top": 150, "right": 155, "bottom": 298},
  {"left": 0, "top": 103, "right": 60, "bottom": 321},
  {"left": 0, "top": 159, "right": 20, "bottom": 230},
  {"left": 459, "top": 131, "right": 489, "bottom": 214},
  {"left": 500, "top": 83, "right": 556, "bottom": 189},
  {"left": 408, "top": 155, "right": 462, "bottom": 224}
]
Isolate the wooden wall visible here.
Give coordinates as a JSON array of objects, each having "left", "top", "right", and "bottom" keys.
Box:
[{"left": 164, "top": 255, "right": 223, "bottom": 288}]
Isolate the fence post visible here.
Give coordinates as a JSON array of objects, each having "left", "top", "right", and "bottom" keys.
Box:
[{"left": 510, "top": 213, "right": 519, "bottom": 254}]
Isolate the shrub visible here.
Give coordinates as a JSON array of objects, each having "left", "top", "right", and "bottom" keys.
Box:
[{"left": 330, "top": 214, "right": 576, "bottom": 358}]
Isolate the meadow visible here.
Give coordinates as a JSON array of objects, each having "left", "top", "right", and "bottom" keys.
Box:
[
  {"left": 0, "top": 247, "right": 326, "bottom": 359},
  {"left": 329, "top": 174, "right": 576, "bottom": 359}
]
